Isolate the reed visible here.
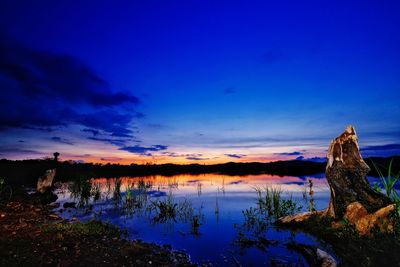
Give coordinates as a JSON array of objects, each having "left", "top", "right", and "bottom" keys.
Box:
[{"left": 372, "top": 159, "right": 400, "bottom": 216}]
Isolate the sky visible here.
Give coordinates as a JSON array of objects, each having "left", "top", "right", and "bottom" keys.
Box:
[{"left": 0, "top": 0, "right": 399, "bottom": 164}]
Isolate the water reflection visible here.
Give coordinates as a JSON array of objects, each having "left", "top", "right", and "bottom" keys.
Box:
[{"left": 55, "top": 173, "right": 333, "bottom": 265}]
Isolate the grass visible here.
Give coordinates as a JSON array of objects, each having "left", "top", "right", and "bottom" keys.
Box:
[
  {"left": 255, "top": 186, "right": 302, "bottom": 219},
  {"left": 235, "top": 186, "right": 302, "bottom": 248},
  {"left": 149, "top": 191, "right": 204, "bottom": 234},
  {"left": 372, "top": 159, "right": 400, "bottom": 216},
  {"left": 112, "top": 178, "right": 122, "bottom": 204},
  {"left": 151, "top": 191, "right": 178, "bottom": 222},
  {"left": 91, "top": 182, "right": 101, "bottom": 202},
  {"left": 69, "top": 176, "right": 92, "bottom": 208}
]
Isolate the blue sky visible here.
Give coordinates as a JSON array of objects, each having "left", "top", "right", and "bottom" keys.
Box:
[{"left": 0, "top": 1, "right": 399, "bottom": 163}]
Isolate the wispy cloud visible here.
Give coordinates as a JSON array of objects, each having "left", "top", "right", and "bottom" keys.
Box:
[
  {"left": 361, "top": 144, "right": 400, "bottom": 152},
  {"left": 87, "top": 137, "right": 128, "bottom": 147},
  {"left": 186, "top": 156, "right": 210, "bottom": 161},
  {"left": 51, "top": 136, "right": 73, "bottom": 145},
  {"left": 274, "top": 151, "right": 303, "bottom": 156},
  {"left": 119, "top": 145, "right": 168, "bottom": 155},
  {"left": 81, "top": 128, "right": 101, "bottom": 136},
  {"left": 225, "top": 153, "right": 246, "bottom": 158}
]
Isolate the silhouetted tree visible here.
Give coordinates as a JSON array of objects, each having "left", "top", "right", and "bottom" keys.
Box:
[{"left": 53, "top": 152, "right": 60, "bottom": 161}]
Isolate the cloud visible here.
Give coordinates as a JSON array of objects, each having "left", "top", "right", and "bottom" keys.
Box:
[
  {"left": 20, "top": 126, "right": 54, "bottom": 132},
  {"left": 100, "top": 157, "right": 123, "bottom": 162},
  {"left": 119, "top": 145, "right": 168, "bottom": 155},
  {"left": 361, "top": 144, "right": 400, "bottom": 152},
  {"left": 0, "top": 147, "right": 43, "bottom": 155},
  {"left": 186, "top": 156, "right": 210, "bottom": 161},
  {"left": 295, "top": 156, "right": 326, "bottom": 162},
  {"left": 87, "top": 137, "right": 128, "bottom": 147},
  {"left": 0, "top": 31, "right": 141, "bottom": 139},
  {"left": 160, "top": 152, "right": 207, "bottom": 159},
  {"left": 81, "top": 128, "right": 100, "bottom": 136},
  {"left": 360, "top": 143, "right": 400, "bottom": 157},
  {"left": 274, "top": 151, "right": 303, "bottom": 156},
  {"left": 225, "top": 153, "right": 246, "bottom": 158},
  {"left": 51, "top": 136, "right": 73, "bottom": 145}
]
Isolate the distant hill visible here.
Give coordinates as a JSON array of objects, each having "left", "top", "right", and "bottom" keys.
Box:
[{"left": 0, "top": 156, "right": 399, "bottom": 186}]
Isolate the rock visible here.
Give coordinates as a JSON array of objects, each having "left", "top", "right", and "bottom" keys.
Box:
[
  {"left": 316, "top": 248, "right": 337, "bottom": 267},
  {"left": 343, "top": 202, "right": 368, "bottom": 224},
  {"left": 63, "top": 202, "right": 76, "bottom": 209},
  {"left": 343, "top": 202, "right": 395, "bottom": 235},
  {"left": 325, "top": 126, "right": 391, "bottom": 218},
  {"left": 36, "top": 169, "right": 56, "bottom": 194},
  {"left": 287, "top": 243, "right": 337, "bottom": 267},
  {"left": 277, "top": 210, "right": 326, "bottom": 225}
]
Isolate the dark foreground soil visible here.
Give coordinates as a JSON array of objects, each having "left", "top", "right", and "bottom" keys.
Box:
[{"left": 0, "top": 193, "right": 194, "bottom": 267}]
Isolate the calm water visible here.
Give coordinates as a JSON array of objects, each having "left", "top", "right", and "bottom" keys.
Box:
[{"left": 53, "top": 174, "right": 383, "bottom": 266}]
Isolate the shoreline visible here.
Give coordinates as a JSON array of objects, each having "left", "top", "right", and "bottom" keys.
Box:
[{"left": 0, "top": 191, "right": 194, "bottom": 267}]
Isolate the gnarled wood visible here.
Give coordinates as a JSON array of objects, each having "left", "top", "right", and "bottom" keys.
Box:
[{"left": 325, "top": 125, "right": 391, "bottom": 218}]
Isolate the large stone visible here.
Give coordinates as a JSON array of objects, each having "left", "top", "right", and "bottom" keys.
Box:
[
  {"left": 277, "top": 210, "right": 326, "bottom": 226},
  {"left": 343, "top": 202, "right": 368, "bottom": 224},
  {"left": 316, "top": 248, "right": 337, "bottom": 267},
  {"left": 36, "top": 169, "right": 56, "bottom": 193},
  {"left": 343, "top": 202, "right": 395, "bottom": 235}
]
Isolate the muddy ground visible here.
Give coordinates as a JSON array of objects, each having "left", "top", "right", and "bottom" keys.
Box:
[{"left": 0, "top": 192, "right": 194, "bottom": 267}]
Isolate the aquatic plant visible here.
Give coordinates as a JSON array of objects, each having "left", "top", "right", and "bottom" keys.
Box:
[
  {"left": 105, "top": 179, "right": 112, "bottom": 199},
  {"left": 112, "top": 178, "right": 122, "bottom": 204},
  {"left": 308, "top": 179, "right": 316, "bottom": 212},
  {"left": 190, "top": 206, "right": 203, "bottom": 236},
  {"left": 91, "top": 182, "right": 102, "bottom": 202},
  {"left": 69, "top": 176, "right": 92, "bottom": 207},
  {"left": 373, "top": 182, "right": 382, "bottom": 193},
  {"left": 234, "top": 186, "right": 302, "bottom": 250},
  {"left": 137, "top": 178, "right": 152, "bottom": 191},
  {"left": 255, "top": 186, "right": 302, "bottom": 218},
  {"left": 125, "top": 182, "right": 134, "bottom": 201},
  {"left": 372, "top": 159, "right": 400, "bottom": 216},
  {"left": 151, "top": 191, "right": 178, "bottom": 222},
  {"left": 215, "top": 197, "right": 220, "bottom": 216}
]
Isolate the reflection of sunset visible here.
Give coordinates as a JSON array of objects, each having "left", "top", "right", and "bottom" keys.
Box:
[{"left": 89, "top": 173, "right": 330, "bottom": 196}]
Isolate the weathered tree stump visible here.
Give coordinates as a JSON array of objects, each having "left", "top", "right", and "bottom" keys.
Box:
[
  {"left": 325, "top": 125, "right": 391, "bottom": 218},
  {"left": 277, "top": 126, "right": 394, "bottom": 234}
]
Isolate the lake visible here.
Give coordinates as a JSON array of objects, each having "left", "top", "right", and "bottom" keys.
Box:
[{"left": 53, "top": 173, "right": 383, "bottom": 266}]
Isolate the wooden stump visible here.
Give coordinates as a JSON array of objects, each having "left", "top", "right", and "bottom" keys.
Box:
[{"left": 325, "top": 125, "right": 391, "bottom": 218}]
